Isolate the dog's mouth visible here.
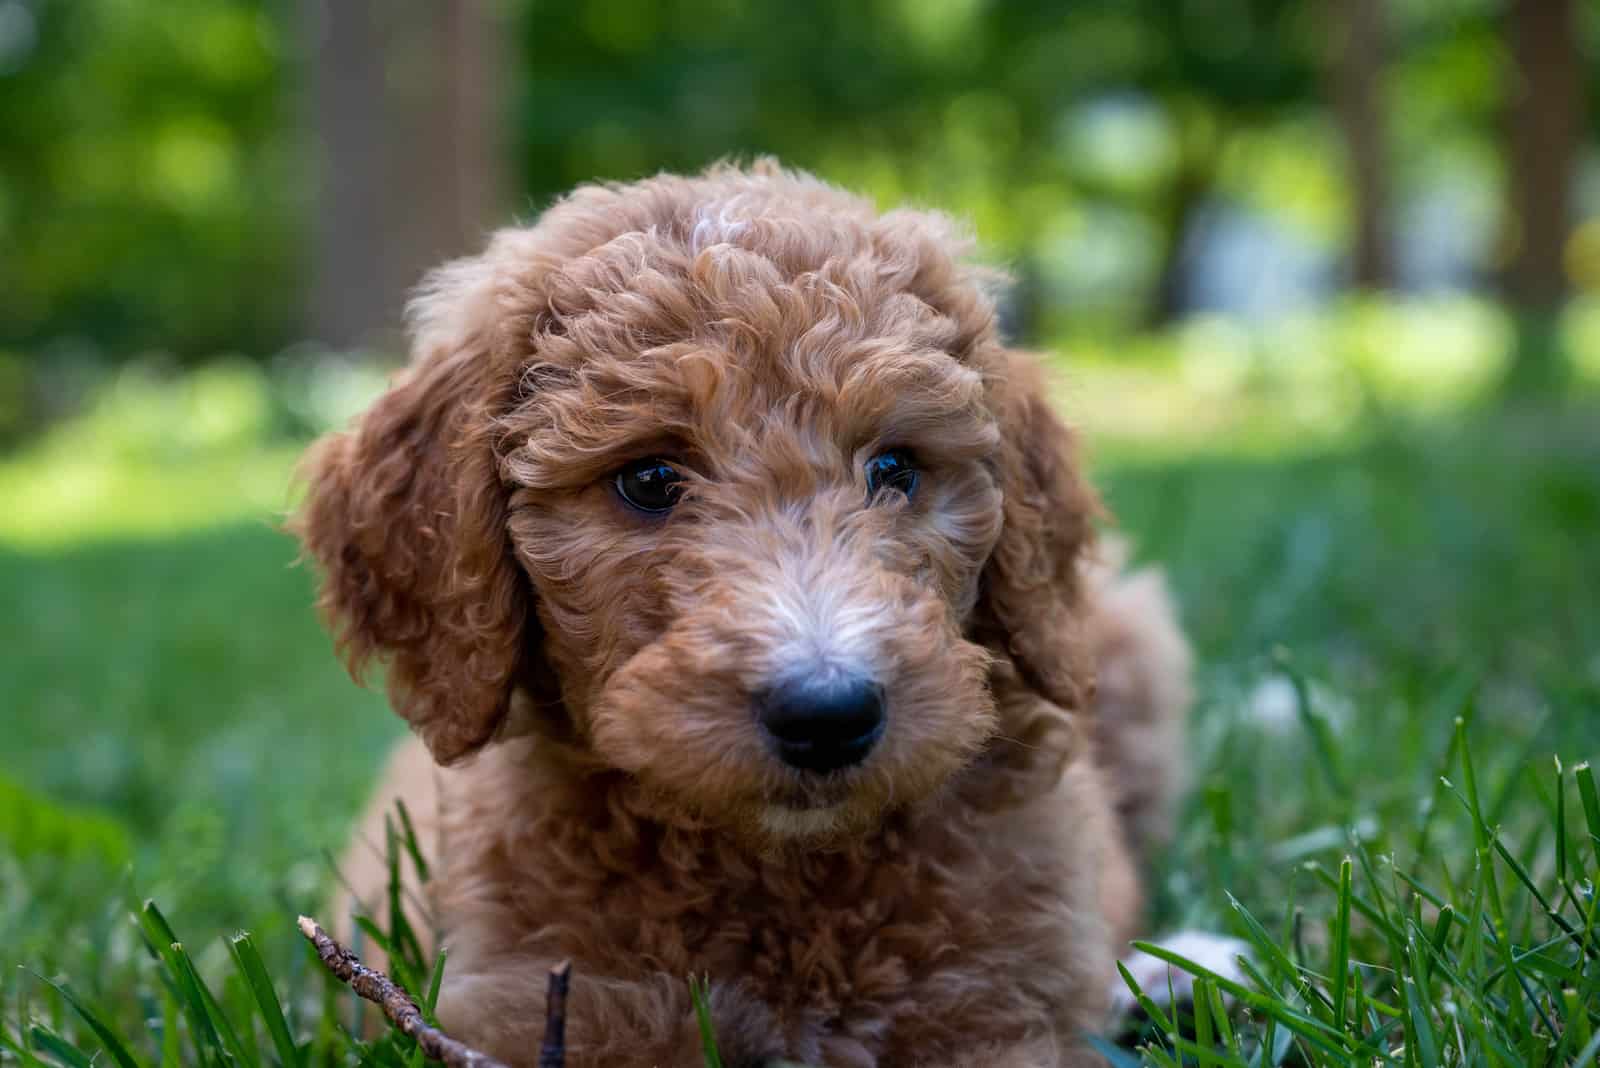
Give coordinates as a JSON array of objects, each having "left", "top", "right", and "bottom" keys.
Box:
[
  {"left": 759, "top": 801, "right": 849, "bottom": 838},
  {"left": 756, "top": 754, "right": 900, "bottom": 839},
  {"left": 767, "top": 774, "right": 856, "bottom": 810}
]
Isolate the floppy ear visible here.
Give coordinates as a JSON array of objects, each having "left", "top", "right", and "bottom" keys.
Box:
[
  {"left": 977, "top": 352, "right": 1101, "bottom": 719},
  {"left": 292, "top": 257, "right": 535, "bottom": 764}
]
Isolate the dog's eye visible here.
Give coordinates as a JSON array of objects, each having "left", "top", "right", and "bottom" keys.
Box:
[
  {"left": 614, "top": 458, "right": 684, "bottom": 513},
  {"left": 865, "top": 450, "right": 918, "bottom": 500}
]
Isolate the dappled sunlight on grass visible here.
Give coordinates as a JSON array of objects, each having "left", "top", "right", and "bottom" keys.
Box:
[
  {"left": 0, "top": 446, "right": 304, "bottom": 545},
  {"left": 0, "top": 355, "right": 387, "bottom": 547},
  {"left": 1051, "top": 294, "right": 1551, "bottom": 461},
  {"left": 1564, "top": 295, "right": 1600, "bottom": 383}
]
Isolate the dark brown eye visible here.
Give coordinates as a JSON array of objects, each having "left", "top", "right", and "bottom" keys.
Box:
[
  {"left": 615, "top": 458, "right": 683, "bottom": 513},
  {"left": 865, "top": 450, "right": 917, "bottom": 500}
]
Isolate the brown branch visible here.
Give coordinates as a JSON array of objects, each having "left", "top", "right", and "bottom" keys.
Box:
[
  {"left": 299, "top": 915, "right": 570, "bottom": 1068},
  {"left": 539, "top": 960, "right": 571, "bottom": 1068}
]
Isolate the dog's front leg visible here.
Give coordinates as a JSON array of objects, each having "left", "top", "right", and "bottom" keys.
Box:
[{"left": 439, "top": 967, "right": 780, "bottom": 1068}]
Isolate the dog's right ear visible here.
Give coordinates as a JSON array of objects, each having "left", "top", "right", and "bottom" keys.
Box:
[{"left": 292, "top": 254, "right": 534, "bottom": 764}]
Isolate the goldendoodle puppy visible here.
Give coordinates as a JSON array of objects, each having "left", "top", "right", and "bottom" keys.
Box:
[{"left": 294, "top": 161, "right": 1191, "bottom": 1067}]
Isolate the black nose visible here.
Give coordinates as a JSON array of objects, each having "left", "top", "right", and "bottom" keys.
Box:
[{"left": 757, "top": 673, "right": 886, "bottom": 773}]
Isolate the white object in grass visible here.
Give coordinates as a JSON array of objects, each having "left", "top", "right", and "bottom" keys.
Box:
[{"left": 1111, "top": 930, "right": 1251, "bottom": 1016}]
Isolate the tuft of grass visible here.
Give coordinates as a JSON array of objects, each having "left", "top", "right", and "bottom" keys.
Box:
[
  {"left": 1099, "top": 404, "right": 1600, "bottom": 1062},
  {"left": 1117, "top": 726, "right": 1600, "bottom": 1064},
  {"left": 0, "top": 809, "right": 456, "bottom": 1068},
  {"left": 688, "top": 976, "right": 724, "bottom": 1068}
]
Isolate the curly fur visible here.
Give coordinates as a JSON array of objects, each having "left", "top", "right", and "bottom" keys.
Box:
[{"left": 294, "top": 162, "right": 1192, "bottom": 1067}]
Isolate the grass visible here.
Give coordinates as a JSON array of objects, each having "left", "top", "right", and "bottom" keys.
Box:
[{"left": 0, "top": 360, "right": 1597, "bottom": 1064}]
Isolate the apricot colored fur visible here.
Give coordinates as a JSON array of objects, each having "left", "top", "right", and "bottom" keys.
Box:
[{"left": 296, "top": 162, "right": 1191, "bottom": 1067}]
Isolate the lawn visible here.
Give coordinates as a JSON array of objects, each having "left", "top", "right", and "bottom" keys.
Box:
[{"left": 2, "top": 363, "right": 1598, "bottom": 1065}]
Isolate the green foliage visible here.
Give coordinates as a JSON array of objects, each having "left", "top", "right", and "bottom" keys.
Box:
[
  {"left": 6, "top": 0, "right": 1595, "bottom": 379},
  {"left": 511, "top": 0, "right": 1328, "bottom": 334},
  {"left": 0, "top": 775, "right": 130, "bottom": 868},
  {"left": 0, "top": 0, "right": 300, "bottom": 363}
]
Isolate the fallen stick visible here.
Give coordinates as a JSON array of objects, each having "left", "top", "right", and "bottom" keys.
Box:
[
  {"left": 298, "top": 915, "right": 571, "bottom": 1068},
  {"left": 539, "top": 960, "right": 571, "bottom": 1068}
]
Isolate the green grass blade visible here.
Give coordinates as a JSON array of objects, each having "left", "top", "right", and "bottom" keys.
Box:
[
  {"left": 392, "top": 799, "right": 431, "bottom": 885},
  {"left": 382, "top": 816, "right": 426, "bottom": 978},
  {"left": 1401, "top": 978, "right": 1439, "bottom": 1068},
  {"left": 1192, "top": 976, "right": 1216, "bottom": 1065},
  {"left": 688, "top": 975, "right": 724, "bottom": 1068},
  {"left": 1330, "top": 856, "right": 1352, "bottom": 1035},
  {"left": 423, "top": 948, "right": 448, "bottom": 1018},
  {"left": 1427, "top": 904, "right": 1454, "bottom": 961},
  {"left": 1482, "top": 820, "right": 1600, "bottom": 963},
  {"left": 1563, "top": 989, "right": 1595, "bottom": 1062},
  {"left": 27, "top": 1024, "right": 95, "bottom": 1068},
  {"left": 1276, "top": 652, "right": 1348, "bottom": 800},
  {"left": 0, "top": 1025, "right": 25, "bottom": 1060},
  {"left": 351, "top": 917, "right": 425, "bottom": 1000},
  {"left": 160, "top": 990, "right": 181, "bottom": 1068},
  {"left": 136, "top": 901, "right": 226, "bottom": 1067},
  {"left": 1224, "top": 893, "right": 1334, "bottom": 1016},
  {"left": 175, "top": 945, "right": 255, "bottom": 1068},
  {"left": 1577, "top": 762, "right": 1600, "bottom": 870},
  {"left": 1206, "top": 979, "right": 1241, "bottom": 1060},
  {"left": 0, "top": 1013, "right": 44, "bottom": 1068},
  {"left": 1308, "top": 863, "right": 1406, "bottom": 945},
  {"left": 227, "top": 933, "right": 302, "bottom": 1068},
  {"left": 1450, "top": 718, "right": 1530, "bottom": 1048},
  {"left": 1113, "top": 960, "right": 1177, "bottom": 1037},
  {"left": 26, "top": 973, "right": 144, "bottom": 1068},
  {"left": 1349, "top": 962, "right": 1370, "bottom": 1046},
  {"left": 1167, "top": 1030, "right": 1251, "bottom": 1068},
  {"left": 1141, "top": 1042, "right": 1182, "bottom": 1068},
  {"left": 1263, "top": 1017, "right": 1293, "bottom": 1067},
  {"left": 1555, "top": 756, "right": 1567, "bottom": 885},
  {"left": 1573, "top": 1031, "right": 1600, "bottom": 1068},
  {"left": 1128, "top": 940, "right": 1350, "bottom": 1059}
]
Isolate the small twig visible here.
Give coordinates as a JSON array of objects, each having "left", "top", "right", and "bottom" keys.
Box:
[
  {"left": 298, "top": 915, "right": 519, "bottom": 1068},
  {"left": 539, "top": 960, "right": 571, "bottom": 1068}
]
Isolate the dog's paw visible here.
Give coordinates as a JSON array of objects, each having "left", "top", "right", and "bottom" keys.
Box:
[{"left": 1111, "top": 930, "right": 1250, "bottom": 1017}]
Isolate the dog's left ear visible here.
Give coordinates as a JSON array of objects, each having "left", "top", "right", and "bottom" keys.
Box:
[
  {"left": 976, "top": 353, "right": 1100, "bottom": 716},
  {"left": 292, "top": 251, "right": 542, "bottom": 764}
]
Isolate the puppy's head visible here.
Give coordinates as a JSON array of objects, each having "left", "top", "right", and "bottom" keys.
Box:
[{"left": 295, "top": 163, "right": 1096, "bottom": 843}]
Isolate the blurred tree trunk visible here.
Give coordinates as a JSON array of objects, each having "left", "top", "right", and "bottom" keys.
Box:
[
  {"left": 303, "top": 0, "right": 508, "bottom": 353},
  {"left": 1145, "top": 106, "right": 1221, "bottom": 328},
  {"left": 304, "top": 0, "right": 390, "bottom": 351},
  {"left": 1502, "top": 0, "right": 1584, "bottom": 394},
  {"left": 1330, "top": 0, "right": 1392, "bottom": 290}
]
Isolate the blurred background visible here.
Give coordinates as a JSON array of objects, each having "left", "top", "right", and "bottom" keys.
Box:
[
  {"left": 4, "top": 0, "right": 1600, "bottom": 456},
  {"left": 3, "top": 0, "right": 1598, "bottom": 983}
]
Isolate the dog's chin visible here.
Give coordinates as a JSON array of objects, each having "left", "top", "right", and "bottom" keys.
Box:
[
  {"left": 749, "top": 792, "right": 906, "bottom": 848},
  {"left": 622, "top": 764, "right": 923, "bottom": 852},
  {"left": 736, "top": 750, "right": 980, "bottom": 851}
]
